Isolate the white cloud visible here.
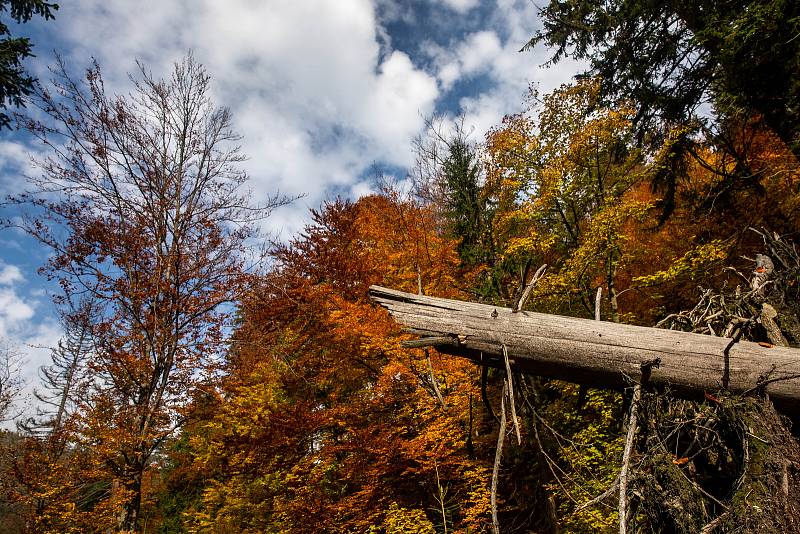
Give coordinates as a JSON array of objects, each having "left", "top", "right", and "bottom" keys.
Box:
[
  {"left": 433, "top": 0, "right": 480, "bottom": 14},
  {"left": 425, "top": 31, "right": 504, "bottom": 92},
  {"left": 460, "top": 31, "right": 504, "bottom": 76},
  {"left": 0, "top": 262, "right": 33, "bottom": 339},
  {"left": 44, "top": 0, "right": 440, "bottom": 237},
  {"left": 0, "top": 140, "right": 41, "bottom": 194},
  {"left": 365, "top": 51, "right": 439, "bottom": 163},
  {"left": 0, "top": 263, "right": 24, "bottom": 285},
  {"left": 0, "top": 260, "right": 61, "bottom": 428},
  {"left": 421, "top": 1, "right": 584, "bottom": 141},
  {"left": 0, "top": 320, "right": 62, "bottom": 430},
  {"left": 0, "top": 262, "right": 37, "bottom": 348},
  {"left": 375, "top": 0, "right": 417, "bottom": 25},
  {"left": 0, "top": 141, "right": 31, "bottom": 170},
  {"left": 0, "top": 287, "right": 34, "bottom": 333},
  {"left": 350, "top": 180, "right": 375, "bottom": 198}
]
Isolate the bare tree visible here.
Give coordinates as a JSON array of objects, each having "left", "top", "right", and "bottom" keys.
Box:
[
  {"left": 0, "top": 340, "right": 23, "bottom": 423},
  {"left": 410, "top": 113, "right": 477, "bottom": 207},
  {"left": 11, "top": 54, "right": 292, "bottom": 531}
]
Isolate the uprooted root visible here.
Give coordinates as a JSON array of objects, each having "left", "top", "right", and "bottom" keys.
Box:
[
  {"left": 629, "top": 393, "right": 800, "bottom": 533},
  {"left": 630, "top": 228, "right": 800, "bottom": 531},
  {"left": 656, "top": 228, "right": 800, "bottom": 346}
]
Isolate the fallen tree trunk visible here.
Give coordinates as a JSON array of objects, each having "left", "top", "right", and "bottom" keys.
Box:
[{"left": 369, "top": 285, "right": 800, "bottom": 416}]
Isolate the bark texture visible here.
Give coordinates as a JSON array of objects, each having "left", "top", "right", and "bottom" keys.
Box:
[{"left": 369, "top": 285, "right": 800, "bottom": 415}]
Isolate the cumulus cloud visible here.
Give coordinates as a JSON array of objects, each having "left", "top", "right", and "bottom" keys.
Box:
[
  {"left": 0, "top": 320, "right": 62, "bottom": 430},
  {"left": 0, "top": 262, "right": 33, "bottom": 339},
  {"left": 0, "top": 288, "right": 34, "bottom": 336},
  {"left": 365, "top": 51, "right": 439, "bottom": 161},
  {"left": 421, "top": 0, "right": 584, "bottom": 139},
  {"left": 42, "top": 0, "right": 440, "bottom": 235},
  {"left": 426, "top": 31, "right": 503, "bottom": 91},
  {"left": 0, "top": 260, "right": 61, "bottom": 427},
  {"left": 0, "top": 140, "right": 41, "bottom": 194}
]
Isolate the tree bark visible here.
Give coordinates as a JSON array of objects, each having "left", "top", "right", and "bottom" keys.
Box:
[
  {"left": 369, "top": 285, "right": 800, "bottom": 415},
  {"left": 119, "top": 468, "right": 142, "bottom": 532}
]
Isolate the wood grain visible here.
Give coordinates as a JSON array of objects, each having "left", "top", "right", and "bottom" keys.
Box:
[{"left": 369, "top": 285, "right": 800, "bottom": 414}]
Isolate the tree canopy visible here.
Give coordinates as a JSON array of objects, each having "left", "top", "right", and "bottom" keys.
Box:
[
  {"left": 525, "top": 0, "right": 800, "bottom": 157},
  {"left": 1, "top": 2, "right": 800, "bottom": 532}
]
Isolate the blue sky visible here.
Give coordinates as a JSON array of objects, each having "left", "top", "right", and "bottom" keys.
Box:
[{"left": 0, "top": 0, "right": 581, "bottom": 417}]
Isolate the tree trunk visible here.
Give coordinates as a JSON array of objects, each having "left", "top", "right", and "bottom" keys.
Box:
[
  {"left": 369, "top": 285, "right": 800, "bottom": 416},
  {"left": 120, "top": 469, "right": 143, "bottom": 533}
]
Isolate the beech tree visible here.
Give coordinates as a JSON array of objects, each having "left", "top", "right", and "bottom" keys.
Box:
[
  {"left": 11, "top": 55, "right": 289, "bottom": 531},
  {"left": 524, "top": 0, "right": 800, "bottom": 224},
  {"left": 483, "top": 80, "right": 650, "bottom": 318},
  {"left": 184, "top": 195, "right": 488, "bottom": 533}
]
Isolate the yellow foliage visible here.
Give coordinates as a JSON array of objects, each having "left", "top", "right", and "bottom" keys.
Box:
[
  {"left": 632, "top": 240, "right": 730, "bottom": 286},
  {"left": 369, "top": 502, "right": 436, "bottom": 534}
]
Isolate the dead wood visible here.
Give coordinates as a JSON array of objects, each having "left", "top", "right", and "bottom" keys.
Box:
[
  {"left": 491, "top": 382, "right": 507, "bottom": 534},
  {"left": 369, "top": 285, "right": 800, "bottom": 416},
  {"left": 619, "top": 384, "right": 640, "bottom": 534}
]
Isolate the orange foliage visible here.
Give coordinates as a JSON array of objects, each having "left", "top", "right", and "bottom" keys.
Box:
[{"left": 185, "top": 194, "right": 493, "bottom": 532}]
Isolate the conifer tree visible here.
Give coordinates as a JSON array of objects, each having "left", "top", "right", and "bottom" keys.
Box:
[
  {"left": 0, "top": 0, "right": 58, "bottom": 128},
  {"left": 20, "top": 299, "right": 94, "bottom": 444}
]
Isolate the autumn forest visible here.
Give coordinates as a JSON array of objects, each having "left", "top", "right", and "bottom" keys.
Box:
[{"left": 1, "top": 0, "right": 800, "bottom": 533}]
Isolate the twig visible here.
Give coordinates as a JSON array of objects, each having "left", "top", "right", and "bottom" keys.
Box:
[
  {"left": 502, "top": 344, "right": 521, "bottom": 444},
  {"left": 700, "top": 511, "right": 729, "bottom": 534},
  {"left": 574, "top": 475, "right": 620, "bottom": 514},
  {"left": 513, "top": 264, "right": 547, "bottom": 312},
  {"left": 723, "top": 266, "right": 751, "bottom": 285},
  {"left": 416, "top": 269, "right": 447, "bottom": 409},
  {"left": 619, "top": 384, "right": 641, "bottom": 534},
  {"left": 434, "top": 460, "right": 449, "bottom": 534},
  {"left": 481, "top": 356, "right": 499, "bottom": 424},
  {"left": 426, "top": 348, "right": 447, "bottom": 410},
  {"left": 736, "top": 433, "right": 750, "bottom": 492},
  {"left": 676, "top": 462, "right": 729, "bottom": 511},
  {"left": 741, "top": 372, "right": 800, "bottom": 397},
  {"left": 491, "top": 382, "right": 508, "bottom": 534}
]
